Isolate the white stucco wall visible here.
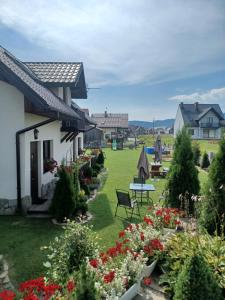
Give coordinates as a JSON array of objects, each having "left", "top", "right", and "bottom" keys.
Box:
[
  {"left": 174, "top": 106, "right": 184, "bottom": 137},
  {"left": 22, "top": 113, "right": 74, "bottom": 198},
  {"left": 74, "top": 132, "right": 84, "bottom": 158},
  {"left": 0, "top": 81, "right": 25, "bottom": 200},
  {"left": 0, "top": 80, "right": 75, "bottom": 202}
]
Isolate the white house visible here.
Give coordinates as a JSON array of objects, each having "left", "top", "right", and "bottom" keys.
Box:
[
  {"left": 0, "top": 46, "right": 89, "bottom": 215},
  {"left": 174, "top": 102, "right": 225, "bottom": 139}
]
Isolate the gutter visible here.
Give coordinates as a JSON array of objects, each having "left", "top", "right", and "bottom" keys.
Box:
[{"left": 16, "top": 118, "right": 55, "bottom": 212}]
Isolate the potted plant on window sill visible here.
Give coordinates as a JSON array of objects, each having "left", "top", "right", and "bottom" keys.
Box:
[{"left": 44, "top": 159, "right": 58, "bottom": 173}]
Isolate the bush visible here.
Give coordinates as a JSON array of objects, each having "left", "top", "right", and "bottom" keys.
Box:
[
  {"left": 77, "top": 193, "right": 88, "bottom": 215},
  {"left": 174, "top": 254, "right": 223, "bottom": 300},
  {"left": 81, "top": 184, "right": 90, "bottom": 196},
  {"left": 83, "top": 166, "right": 93, "bottom": 178},
  {"left": 192, "top": 142, "right": 201, "bottom": 166},
  {"left": 76, "top": 264, "right": 99, "bottom": 300},
  {"left": 96, "top": 150, "right": 105, "bottom": 166},
  {"left": 92, "top": 163, "right": 102, "bottom": 174},
  {"left": 166, "top": 128, "right": 200, "bottom": 214},
  {"left": 201, "top": 152, "right": 210, "bottom": 169},
  {"left": 50, "top": 167, "right": 76, "bottom": 222},
  {"left": 43, "top": 221, "right": 99, "bottom": 283},
  {"left": 200, "top": 140, "right": 225, "bottom": 234}
]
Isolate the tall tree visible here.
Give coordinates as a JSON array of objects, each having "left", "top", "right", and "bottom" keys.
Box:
[
  {"left": 192, "top": 142, "right": 201, "bottom": 166},
  {"left": 166, "top": 128, "right": 200, "bottom": 213},
  {"left": 200, "top": 140, "right": 225, "bottom": 234}
]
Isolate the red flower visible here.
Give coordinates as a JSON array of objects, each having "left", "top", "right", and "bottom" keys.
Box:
[
  {"left": 143, "top": 216, "right": 154, "bottom": 226},
  {"left": 23, "top": 294, "right": 39, "bottom": 300},
  {"left": 163, "top": 214, "right": 171, "bottom": 224},
  {"left": 156, "top": 209, "right": 163, "bottom": 216},
  {"left": 135, "top": 224, "right": 140, "bottom": 230},
  {"left": 127, "top": 224, "right": 133, "bottom": 232},
  {"left": 150, "top": 239, "right": 164, "bottom": 251},
  {"left": 89, "top": 259, "right": 98, "bottom": 268},
  {"left": 19, "top": 277, "right": 45, "bottom": 293},
  {"left": 67, "top": 280, "right": 75, "bottom": 293},
  {"left": 140, "top": 232, "right": 145, "bottom": 241},
  {"left": 103, "top": 271, "right": 115, "bottom": 283},
  {"left": 107, "top": 247, "right": 118, "bottom": 257},
  {"left": 143, "top": 244, "right": 153, "bottom": 256},
  {"left": 43, "top": 284, "right": 61, "bottom": 300},
  {"left": 100, "top": 253, "right": 108, "bottom": 264},
  {"left": 143, "top": 277, "right": 152, "bottom": 286},
  {"left": 0, "top": 290, "right": 16, "bottom": 300},
  {"left": 119, "top": 230, "right": 125, "bottom": 238},
  {"left": 175, "top": 220, "right": 181, "bottom": 225}
]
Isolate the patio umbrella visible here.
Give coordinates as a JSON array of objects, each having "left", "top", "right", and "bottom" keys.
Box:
[
  {"left": 137, "top": 146, "right": 150, "bottom": 181},
  {"left": 154, "top": 135, "right": 162, "bottom": 163}
]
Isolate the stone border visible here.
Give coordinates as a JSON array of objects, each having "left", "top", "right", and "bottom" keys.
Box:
[{"left": 0, "top": 255, "right": 14, "bottom": 291}]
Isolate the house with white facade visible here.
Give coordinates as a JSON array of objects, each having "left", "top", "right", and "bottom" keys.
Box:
[
  {"left": 174, "top": 102, "right": 225, "bottom": 139},
  {"left": 0, "top": 46, "right": 90, "bottom": 215},
  {"left": 92, "top": 112, "right": 129, "bottom": 140}
]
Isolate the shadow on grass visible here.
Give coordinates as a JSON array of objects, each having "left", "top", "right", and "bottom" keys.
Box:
[{"left": 89, "top": 193, "right": 114, "bottom": 231}]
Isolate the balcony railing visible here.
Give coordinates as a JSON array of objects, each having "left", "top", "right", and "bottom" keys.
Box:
[{"left": 200, "top": 122, "right": 220, "bottom": 128}]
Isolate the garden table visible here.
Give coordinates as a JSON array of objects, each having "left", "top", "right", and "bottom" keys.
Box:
[{"left": 129, "top": 183, "right": 155, "bottom": 206}]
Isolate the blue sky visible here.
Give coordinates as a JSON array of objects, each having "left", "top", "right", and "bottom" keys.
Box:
[{"left": 1, "top": 0, "right": 225, "bottom": 121}]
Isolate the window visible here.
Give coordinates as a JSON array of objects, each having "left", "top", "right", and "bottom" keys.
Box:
[
  {"left": 43, "top": 140, "right": 53, "bottom": 173},
  {"left": 207, "top": 117, "right": 213, "bottom": 123},
  {"left": 188, "top": 129, "right": 194, "bottom": 136}
]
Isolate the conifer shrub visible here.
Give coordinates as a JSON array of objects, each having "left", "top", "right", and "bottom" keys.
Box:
[
  {"left": 201, "top": 152, "right": 210, "bottom": 169},
  {"left": 173, "top": 254, "right": 223, "bottom": 300},
  {"left": 192, "top": 142, "right": 201, "bottom": 166},
  {"left": 166, "top": 128, "right": 200, "bottom": 214},
  {"left": 200, "top": 140, "right": 225, "bottom": 234},
  {"left": 50, "top": 166, "right": 76, "bottom": 222},
  {"left": 76, "top": 263, "right": 99, "bottom": 300},
  {"left": 96, "top": 150, "right": 105, "bottom": 166}
]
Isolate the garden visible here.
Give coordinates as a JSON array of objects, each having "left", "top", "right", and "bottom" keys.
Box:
[{"left": 1, "top": 131, "right": 225, "bottom": 299}]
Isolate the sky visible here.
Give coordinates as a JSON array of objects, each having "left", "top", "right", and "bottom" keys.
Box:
[{"left": 0, "top": 0, "right": 225, "bottom": 121}]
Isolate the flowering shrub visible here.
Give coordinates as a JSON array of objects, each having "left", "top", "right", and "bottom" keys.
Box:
[
  {"left": 42, "top": 221, "right": 99, "bottom": 283},
  {"left": 145, "top": 206, "right": 182, "bottom": 229}
]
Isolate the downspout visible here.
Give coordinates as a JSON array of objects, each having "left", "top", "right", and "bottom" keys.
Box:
[{"left": 16, "top": 118, "right": 55, "bottom": 212}]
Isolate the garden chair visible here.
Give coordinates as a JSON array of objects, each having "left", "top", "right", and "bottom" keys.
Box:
[{"left": 115, "top": 189, "right": 141, "bottom": 221}]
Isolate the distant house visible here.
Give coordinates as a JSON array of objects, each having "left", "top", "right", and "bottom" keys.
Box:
[
  {"left": 174, "top": 102, "right": 225, "bottom": 139},
  {"left": 92, "top": 112, "right": 129, "bottom": 140},
  {"left": 0, "top": 46, "right": 88, "bottom": 214}
]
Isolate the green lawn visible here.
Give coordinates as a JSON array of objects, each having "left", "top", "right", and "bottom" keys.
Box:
[{"left": 0, "top": 138, "right": 217, "bottom": 286}]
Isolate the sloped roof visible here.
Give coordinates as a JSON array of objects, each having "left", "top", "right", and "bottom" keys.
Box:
[
  {"left": 92, "top": 113, "right": 128, "bottom": 128},
  {"left": 0, "top": 46, "right": 80, "bottom": 119},
  {"left": 71, "top": 102, "right": 96, "bottom": 125},
  {"left": 24, "top": 62, "right": 87, "bottom": 99},
  {"left": 179, "top": 103, "right": 224, "bottom": 126},
  {"left": 24, "top": 62, "right": 81, "bottom": 84}
]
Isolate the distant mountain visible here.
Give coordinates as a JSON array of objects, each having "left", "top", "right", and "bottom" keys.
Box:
[{"left": 129, "top": 119, "right": 175, "bottom": 128}]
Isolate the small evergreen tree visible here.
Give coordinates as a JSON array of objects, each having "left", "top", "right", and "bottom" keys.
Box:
[
  {"left": 192, "top": 142, "right": 201, "bottom": 166},
  {"left": 51, "top": 167, "right": 76, "bottom": 222},
  {"left": 96, "top": 150, "right": 105, "bottom": 166},
  {"left": 201, "top": 152, "right": 210, "bottom": 169},
  {"left": 173, "top": 254, "right": 223, "bottom": 300},
  {"left": 166, "top": 128, "right": 200, "bottom": 213},
  {"left": 76, "top": 264, "right": 99, "bottom": 300},
  {"left": 200, "top": 140, "right": 225, "bottom": 234}
]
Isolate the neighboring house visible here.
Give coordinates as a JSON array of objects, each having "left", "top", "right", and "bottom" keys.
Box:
[
  {"left": 0, "top": 46, "right": 88, "bottom": 215},
  {"left": 174, "top": 102, "right": 225, "bottom": 139},
  {"left": 92, "top": 112, "right": 129, "bottom": 140}
]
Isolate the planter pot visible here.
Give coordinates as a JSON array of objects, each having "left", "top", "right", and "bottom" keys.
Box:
[
  {"left": 120, "top": 283, "right": 140, "bottom": 300},
  {"left": 141, "top": 260, "right": 157, "bottom": 278}
]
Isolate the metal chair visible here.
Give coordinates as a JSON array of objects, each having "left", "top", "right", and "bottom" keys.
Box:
[{"left": 115, "top": 189, "right": 141, "bottom": 221}]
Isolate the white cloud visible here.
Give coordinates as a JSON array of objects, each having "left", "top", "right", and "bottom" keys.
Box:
[
  {"left": 0, "top": 0, "right": 225, "bottom": 86},
  {"left": 169, "top": 86, "right": 225, "bottom": 106}
]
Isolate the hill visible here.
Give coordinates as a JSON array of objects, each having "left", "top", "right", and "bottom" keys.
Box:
[{"left": 129, "top": 119, "right": 174, "bottom": 128}]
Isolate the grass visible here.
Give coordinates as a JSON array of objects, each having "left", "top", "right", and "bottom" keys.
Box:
[{"left": 0, "top": 136, "right": 219, "bottom": 286}]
